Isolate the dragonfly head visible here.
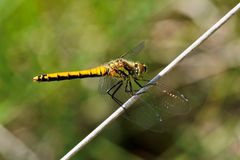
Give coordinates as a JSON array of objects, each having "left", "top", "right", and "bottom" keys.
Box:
[{"left": 134, "top": 63, "right": 147, "bottom": 77}]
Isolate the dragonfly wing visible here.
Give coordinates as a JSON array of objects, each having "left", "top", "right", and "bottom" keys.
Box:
[
  {"left": 151, "top": 82, "right": 190, "bottom": 115},
  {"left": 123, "top": 98, "right": 165, "bottom": 132},
  {"left": 121, "top": 41, "right": 145, "bottom": 58},
  {"left": 98, "top": 77, "right": 114, "bottom": 95},
  {"left": 99, "top": 77, "right": 190, "bottom": 132},
  {"left": 122, "top": 82, "right": 190, "bottom": 132},
  {"left": 98, "top": 78, "right": 159, "bottom": 130},
  {"left": 99, "top": 77, "right": 131, "bottom": 105}
]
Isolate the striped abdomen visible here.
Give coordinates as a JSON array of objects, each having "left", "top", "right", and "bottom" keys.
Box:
[{"left": 33, "top": 65, "right": 108, "bottom": 82}]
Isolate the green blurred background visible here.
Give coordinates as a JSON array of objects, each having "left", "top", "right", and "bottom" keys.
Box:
[{"left": 0, "top": 0, "right": 239, "bottom": 159}]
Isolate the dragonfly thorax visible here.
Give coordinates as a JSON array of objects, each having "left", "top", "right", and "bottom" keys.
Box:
[{"left": 106, "top": 58, "right": 147, "bottom": 80}]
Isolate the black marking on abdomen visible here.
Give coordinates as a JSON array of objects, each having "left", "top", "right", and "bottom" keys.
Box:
[{"left": 41, "top": 74, "right": 49, "bottom": 81}]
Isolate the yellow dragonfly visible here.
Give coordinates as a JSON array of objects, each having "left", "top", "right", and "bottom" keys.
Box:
[
  {"left": 33, "top": 42, "right": 147, "bottom": 104},
  {"left": 33, "top": 42, "right": 189, "bottom": 131}
]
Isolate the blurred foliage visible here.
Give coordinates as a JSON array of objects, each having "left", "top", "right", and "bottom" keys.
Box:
[{"left": 0, "top": 0, "right": 239, "bottom": 159}]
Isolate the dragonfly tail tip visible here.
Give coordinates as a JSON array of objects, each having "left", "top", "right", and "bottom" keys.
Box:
[{"left": 32, "top": 76, "right": 39, "bottom": 82}]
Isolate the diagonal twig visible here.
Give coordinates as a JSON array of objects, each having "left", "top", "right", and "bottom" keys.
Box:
[{"left": 61, "top": 3, "right": 240, "bottom": 160}]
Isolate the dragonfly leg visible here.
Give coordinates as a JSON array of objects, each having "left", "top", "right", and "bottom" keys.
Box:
[
  {"left": 107, "top": 80, "right": 131, "bottom": 115},
  {"left": 107, "top": 81, "right": 124, "bottom": 106},
  {"left": 129, "top": 80, "right": 133, "bottom": 95},
  {"left": 144, "top": 82, "right": 157, "bottom": 86},
  {"left": 118, "top": 79, "right": 142, "bottom": 95},
  {"left": 134, "top": 79, "right": 143, "bottom": 88},
  {"left": 134, "top": 81, "right": 160, "bottom": 96},
  {"left": 124, "top": 80, "right": 134, "bottom": 95},
  {"left": 124, "top": 80, "right": 129, "bottom": 92},
  {"left": 133, "top": 79, "right": 153, "bottom": 95},
  {"left": 135, "top": 78, "right": 158, "bottom": 89},
  {"left": 107, "top": 80, "right": 122, "bottom": 93}
]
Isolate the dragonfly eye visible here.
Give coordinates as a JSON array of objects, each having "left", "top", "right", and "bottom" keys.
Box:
[{"left": 143, "top": 64, "right": 147, "bottom": 72}]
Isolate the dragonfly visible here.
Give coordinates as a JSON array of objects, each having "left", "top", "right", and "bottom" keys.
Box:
[{"left": 33, "top": 42, "right": 189, "bottom": 131}]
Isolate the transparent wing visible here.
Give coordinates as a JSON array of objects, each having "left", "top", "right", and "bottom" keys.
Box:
[
  {"left": 120, "top": 41, "right": 145, "bottom": 58},
  {"left": 99, "top": 77, "right": 133, "bottom": 105},
  {"left": 99, "top": 78, "right": 190, "bottom": 132},
  {"left": 98, "top": 77, "right": 115, "bottom": 95},
  {"left": 123, "top": 82, "right": 190, "bottom": 132}
]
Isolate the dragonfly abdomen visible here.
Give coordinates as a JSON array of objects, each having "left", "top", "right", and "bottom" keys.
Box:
[{"left": 33, "top": 66, "right": 108, "bottom": 82}]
